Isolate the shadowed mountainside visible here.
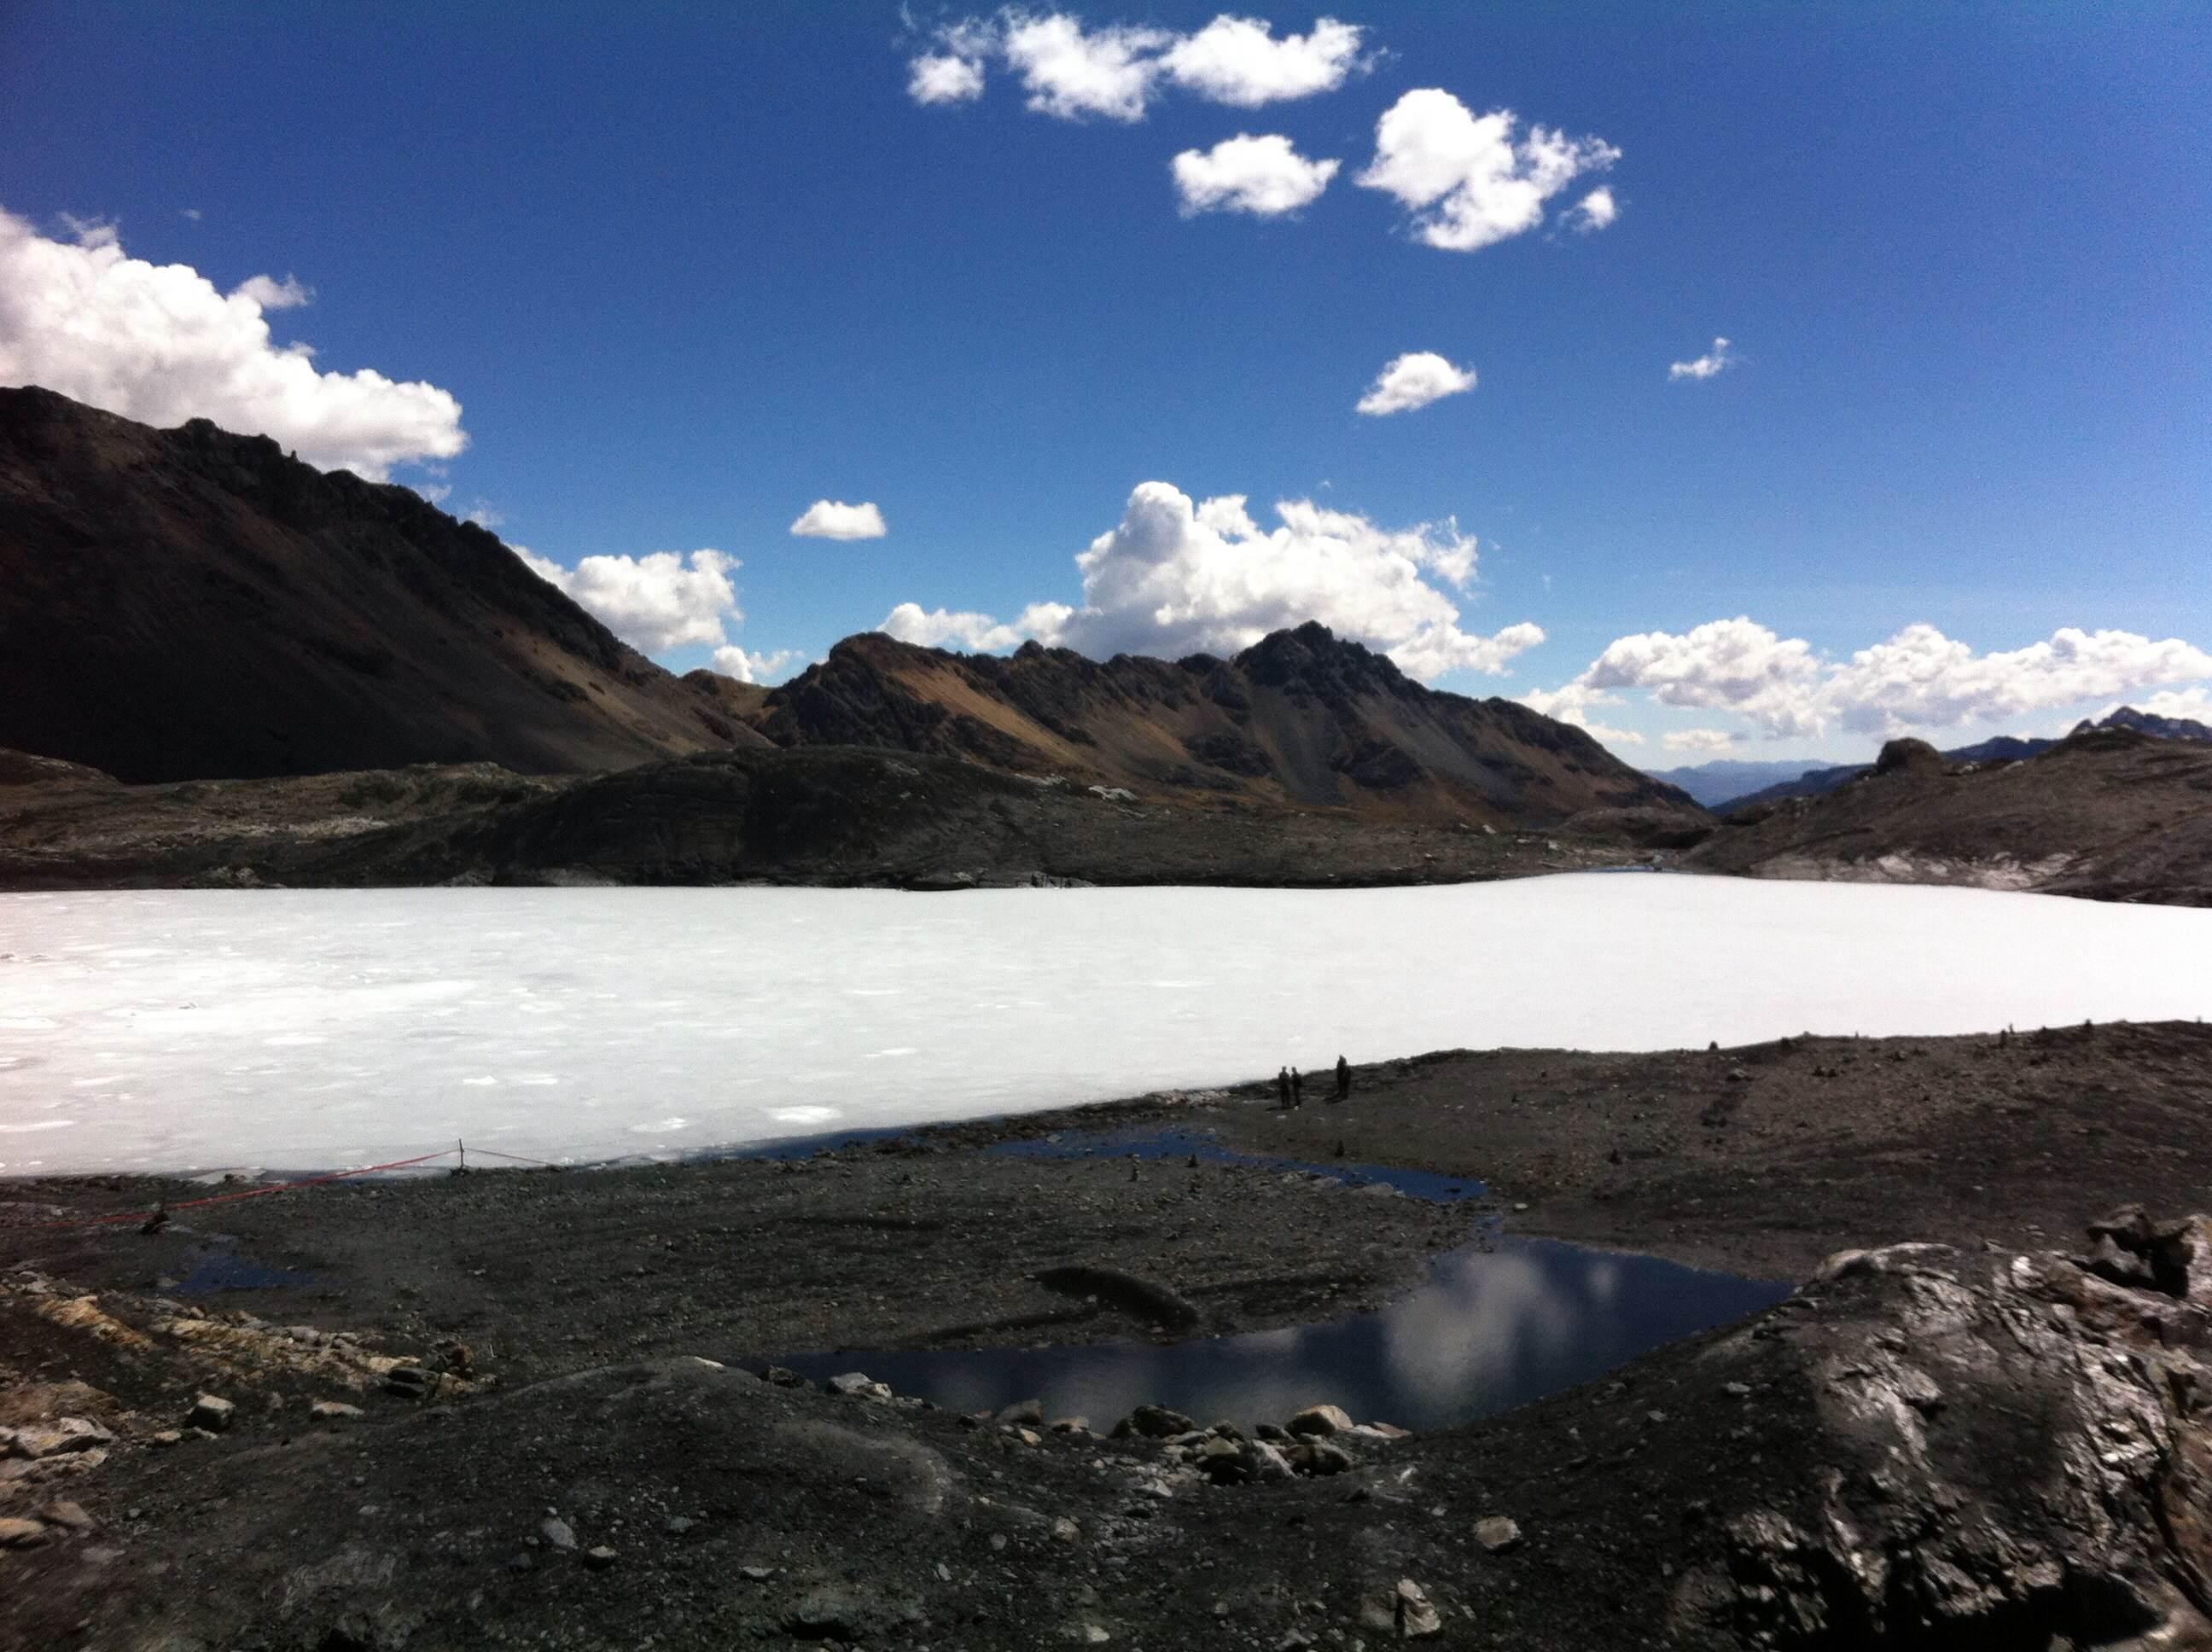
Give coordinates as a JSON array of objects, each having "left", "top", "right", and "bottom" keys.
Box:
[
  {"left": 1686, "top": 727, "right": 2212, "bottom": 904},
  {"left": 0, "top": 386, "right": 761, "bottom": 782},
  {"left": 756, "top": 622, "right": 1694, "bottom": 827}
]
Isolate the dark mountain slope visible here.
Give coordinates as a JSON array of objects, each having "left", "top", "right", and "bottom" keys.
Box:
[
  {"left": 0, "top": 386, "right": 747, "bottom": 781},
  {"left": 755, "top": 622, "right": 1697, "bottom": 827},
  {"left": 1685, "top": 726, "right": 2212, "bottom": 903}
]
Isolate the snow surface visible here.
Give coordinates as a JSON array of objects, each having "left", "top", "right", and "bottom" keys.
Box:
[{"left": 2, "top": 875, "right": 2206, "bottom": 1174}]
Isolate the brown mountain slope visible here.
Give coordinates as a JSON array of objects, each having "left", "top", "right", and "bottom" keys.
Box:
[
  {"left": 1685, "top": 727, "right": 2212, "bottom": 904},
  {"left": 0, "top": 386, "right": 753, "bottom": 782},
  {"left": 754, "top": 622, "right": 1695, "bottom": 827}
]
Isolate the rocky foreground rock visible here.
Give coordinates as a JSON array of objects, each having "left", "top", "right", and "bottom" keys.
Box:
[{"left": 6, "top": 1204, "right": 2212, "bottom": 1647}]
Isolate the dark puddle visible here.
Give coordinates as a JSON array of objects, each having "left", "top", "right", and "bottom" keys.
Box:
[
  {"left": 163, "top": 1248, "right": 318, "bottom": 1296},
  {"left": 766, "top": 1125, "right": 1790, "bottom": 1432}
]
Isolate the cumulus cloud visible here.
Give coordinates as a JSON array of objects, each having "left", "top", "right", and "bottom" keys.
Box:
[
  {"left": 790, "top": 499, "right": 888, "bottom": 540},
  {"left": 231, "top": 273, "right": 311, "bottom": 310},
  {"left": 1173, "top": 133, "right": 1339, "bottom": 217},
  {"left": 908, "top": 11, "right": 1367, "bottom": 119},
  {"left": 1826, "top": 624, "right": 2212, "bottom": 736},
  {"left": 2116, "top": 687, "right": 2212, "bottom": 722},
  {"left": 1662, "top": 727, "right": 1739, "bottom": 754},
  {"left": 1159, "top": 15, "right": 1368, "bottom": 106},
  {"left": 909, "top": 50, "right": 987, "bottom": 103},
  {"left": 878, "top": 481, "right": 1540, "bottom": 683},
  {"left": 1355, "top": 350, "right": 1476, "bottom": 416},
  {"left": 1669, "top": 337, "right": 1733, "bottom": 381},
  {"left": 999, "top": 11, "right": 1172, "bottom": 120},
  {"left": 517, "top": 547, "right": 743, "bottom": 654},
  {"left": 0, "top": 207, "right": 466, "bottom": 482},
  {"left": 1515, "top": 683, "right": 1641, "bottom": 747},
  {"left": 1580, "top": 618, "right": 1825, "bottom": 737},
  {"left": 710, "top": 644, "right": 806, "bottom": 684},
  {"left": 1357, "top": 90, "right": 1619, "bottom": 252},
  {"left": 1528, "top": 618, "right": 2212, "bottom": 741},
  {"left": 1567, "top": 185, "right": 1616, "bottom": 233}
]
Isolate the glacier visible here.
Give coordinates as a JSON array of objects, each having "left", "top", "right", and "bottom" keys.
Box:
[{"left": 1, "top": 875, "right": 2206, "bottom": 1174}]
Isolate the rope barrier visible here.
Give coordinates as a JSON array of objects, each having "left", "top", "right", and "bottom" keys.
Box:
[{"left": 25, "top": 1147, "right": 460, "bottom": 1232}]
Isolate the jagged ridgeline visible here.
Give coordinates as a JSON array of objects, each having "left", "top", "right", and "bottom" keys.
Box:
[
  {"left": 754, "top": 624, "right": 1691, "bottom": 825},
  {"left": 0, "top": 387, "right": 1689, "bottom": 829}
]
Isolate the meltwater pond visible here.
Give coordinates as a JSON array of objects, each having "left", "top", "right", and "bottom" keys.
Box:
[
  {"left": 763, "top": 1236, "right": 1791, "bottom": 1434},
  {"left": 3, "top": 875, "right": 2209, "bottom": 1172}
]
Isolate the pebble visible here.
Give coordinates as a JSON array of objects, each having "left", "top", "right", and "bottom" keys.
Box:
[
  {"left": 1476, "top": 1515, "right": 1524, "bottom": 1554},
  {"left": 188, "top": 1395, "right": 234, "bottom": 1433},
  {"left": 309, "top": 1400, "right": 364, "bottom": 1422},
  {"left": 539, "top": 1516, "right": 578, "bottom": 1553},
  {"left": 0, "top": 1518, "right": 49, "bottom": 1549},
  {"left": 584, "top": 1545, "right": 616, "bottom": 1569}
]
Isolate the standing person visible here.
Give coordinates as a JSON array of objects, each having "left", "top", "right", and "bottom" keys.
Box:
[
  {"left": 1277, "top": 1066, "right": 1292, "bottom": 1109},
  {"left": 1335, "top": 1054, "right": 1350, "bottom": 1102},
  {"left": 1291, "top": 1067, "right": 1304, "bottom": 1108}
]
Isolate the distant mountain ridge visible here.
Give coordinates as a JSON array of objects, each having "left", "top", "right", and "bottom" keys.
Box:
[
  {"left": 0, "top": 385, "right": 757, "bottom": 782},
  {"left": 757, "top": 621, "right": 1697, "bottom": 826},
  {"left": 1662, "top": 712, "right": 2211, "bottom": 813},
  {"left": 1685, "top": 725, "right": 2212, "bottom": 905}
]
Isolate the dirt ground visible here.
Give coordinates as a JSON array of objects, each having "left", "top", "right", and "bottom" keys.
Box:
[{"left": 4, "top": 1021, "right": 2210, "bottom": 1649}]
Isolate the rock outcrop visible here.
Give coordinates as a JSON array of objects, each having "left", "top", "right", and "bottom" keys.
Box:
[{"left": 1672, "top": 1213, "right": 2212, "bottom": 1646}]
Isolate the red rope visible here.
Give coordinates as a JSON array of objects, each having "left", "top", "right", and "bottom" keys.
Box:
[{"left": 26, "top": 1149, "right": 456, "bottom": 1231}]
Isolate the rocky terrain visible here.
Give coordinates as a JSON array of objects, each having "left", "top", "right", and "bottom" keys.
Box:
[
  {"left": 1686, "top": 727, "right": 2212, "bottom": 905},
  {"left": 758, "top": 623, "right": 1692, "bottom": 827},
  {"left": 5, "top": 1024, "right": 2212, "bottom": 1648},
  {"left": 0, "top": 387, "right": 763, "bottom": 782},
  {"left": 0, "top": 742, "right": 1691, "bottom": 893},
  {"left": 1703, "top": 709, "right": 2210, "bottom": 814}
]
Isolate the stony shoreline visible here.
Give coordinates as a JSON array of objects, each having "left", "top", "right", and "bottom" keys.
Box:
[{"left": 6, "top": 1022, "right": 2212, "bottom": 1647}]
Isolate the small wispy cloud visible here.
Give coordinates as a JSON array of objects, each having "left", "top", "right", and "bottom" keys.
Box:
[{"left": 1668, "top": 337, "right": 1734, "bottom": 381}]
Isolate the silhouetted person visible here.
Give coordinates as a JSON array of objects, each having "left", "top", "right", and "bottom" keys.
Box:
[
  {"left": 1277, "top": 1066, "right": 1292, "bottom": 1109},
  {"left": 1291, "top": 1067, "right": 1304, "bottom": 1108},
  {"left": 1334, "top": 1054, "right": 1350, "bottom": 1101}
]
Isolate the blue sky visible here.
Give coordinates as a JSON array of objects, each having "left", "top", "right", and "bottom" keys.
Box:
[{"left": 3, "top": 2, "right": 2207, "bottom": 762}]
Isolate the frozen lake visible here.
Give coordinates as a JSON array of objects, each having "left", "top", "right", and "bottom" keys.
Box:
[{"left": 3, "top": 875, "right": 2208, "bottom": 1174}]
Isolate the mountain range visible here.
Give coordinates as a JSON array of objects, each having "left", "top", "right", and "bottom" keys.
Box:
[
  {"left": 0, "top": 387, "right": 1683, "bottom": 829},
  {"left": 1653, "top": 712, "right": 2212, "bottom": 812}
]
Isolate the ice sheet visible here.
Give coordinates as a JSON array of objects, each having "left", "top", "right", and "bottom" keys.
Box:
[{"left": 2, "top": 875, "right": 2206, "bottom": 1173}]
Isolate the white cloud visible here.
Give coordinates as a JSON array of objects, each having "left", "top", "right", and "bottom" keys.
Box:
[
  {"left": 909, "top": 50, "right": 987, "bottom": 103},
  {"left": 1568, "top": 185, "right": 1616, "bottom": 233},
  {"left": 1357, "top": 90, "right": 1619, "bottom": 252},
  {"left": 1662, "top": 728, "right": 1739, "bottom": 754},
  {"left": 1669, "top": 337, "right": 1733, "bottom": 381},
  {"left": 0, "top": 207, "right": 466, "bottom": 482},
  {"left": 790, "top": 499, "right": 888, "bottom": 540},
  {"left": 880, "top": 482, "right": 1540, "bottom": 682},
  {"left": 910, "top": 11, "right": 1369, "bottom": 119},
  {"left": 517, "top": 547, "right": 743, "bottom": 654},
  {"left": 710, "top": 644, "right": 806, "bottom": 684},
  {"left": 1580, "top": 618, "right": 1825, "bottom": 737},
  {"left": 2116, "top": 687, "right": 2212, "bottom": 722},
  {"left": 1173, "top": 133, "right": 1339, "bottom": 217},
  {"left": 1001, "top": 11, "right": 1171, "bottom": 121},
  {"left": 1159, "top": 15, "right": 1367, "bottom": 106},
  {"left": 1355, "top": 350, "right": 1476, "bottom": 416},
  {"left": 1515, "top": 683, "right": 1640, "bottom": 747},
  {"left": 1826, "top": 624, "right": 2212, "bottom": 736},
  {"left": 1528, "top": 618, "right": 2212, "bottom": 742},
  {"left": 879, "top": 602, "right": 1037, "bottom": 652},
  {"left": 230, "top": 273, "right": 311, "bottom": 310}
]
